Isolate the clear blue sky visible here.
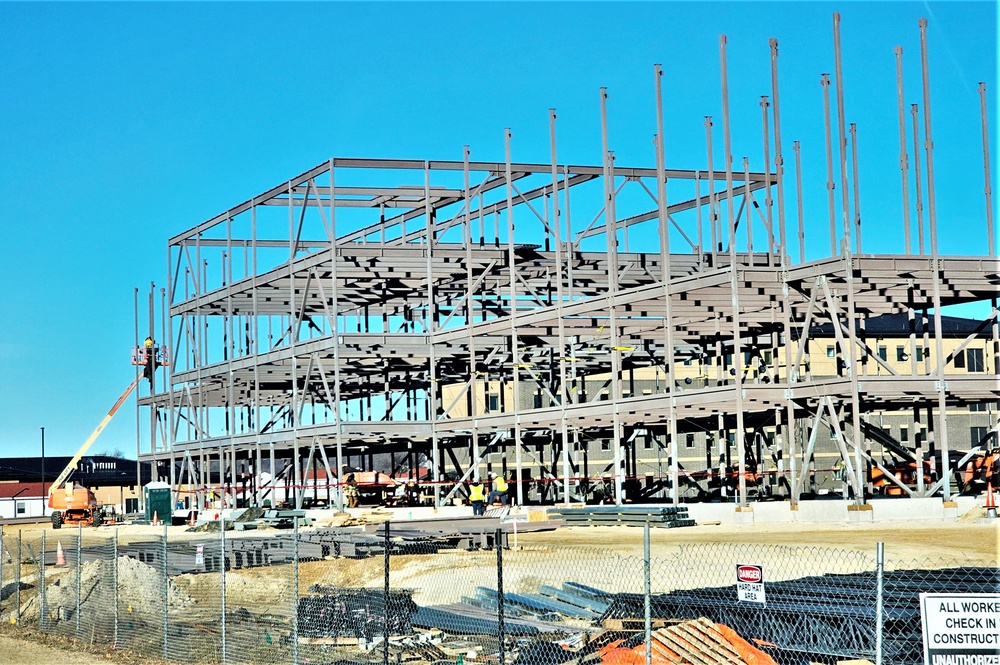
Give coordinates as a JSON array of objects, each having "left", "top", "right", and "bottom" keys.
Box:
[{"left": 0, "top": 1, "right": 996, "bottom": 459}]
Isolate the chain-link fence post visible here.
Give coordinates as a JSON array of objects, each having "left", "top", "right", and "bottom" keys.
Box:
[
  {"left": 113, "top": 528, "right": 118, "bottom": 649},
  {"left": 162, "top": 522, "right": 168, "bottom": 661},
  {"left": 221, "top": 513, "right": 227, "bottom": 665},
  {"left": 875, "top": 541, "right": 884, "bottom": 665},
  {"left": 75, "top": 523, "right": 82, "bottom": 638},
  {"left": 383, "top": 520, "right": 390, "bottom": 665},
  {"left": 644, "top": 520, "right": 651, "bottom": 665},
  {"left": 495, "top": 527, "right": 505, "bottom": 665},
  {"left": 293, "top": 516, "right": 299, "bottom": 665},
  {"left": 40, "top": 530, "right": 46, "bottom": 631},
  {"left": 16, "top": 530, "right": 22, "bottom": 624}
]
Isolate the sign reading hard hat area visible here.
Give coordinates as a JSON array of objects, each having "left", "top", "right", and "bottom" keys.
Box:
[
  {"left": 920, "top": 593, "right": 1000, "bottom": 664},
  {"left": 736, "top": 564, "right": 765, "bottom": 605}
]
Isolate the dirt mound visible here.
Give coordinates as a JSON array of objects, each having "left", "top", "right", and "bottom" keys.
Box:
[
  {"left": 115, "top": 555, "right": 193, "bottom": 614},
  {"left": 15, "top": 556, "right": 194, "bottom": 624}
]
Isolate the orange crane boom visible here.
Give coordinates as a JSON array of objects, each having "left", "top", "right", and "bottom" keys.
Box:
[{"left": 48, "top": 374, "right": 142, "bottom": 498}]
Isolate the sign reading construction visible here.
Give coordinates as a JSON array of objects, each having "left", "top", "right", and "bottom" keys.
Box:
[
  {"left": 920, "top": 593, "right": 1000, "bottom": 664},
  {"left": 736, "top": 564, "right": 765, "bottom": 605}
]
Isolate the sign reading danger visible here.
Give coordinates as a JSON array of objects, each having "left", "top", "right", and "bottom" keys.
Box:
[{"left": 736, "top": 564, "right": 766, "bottom": 605}]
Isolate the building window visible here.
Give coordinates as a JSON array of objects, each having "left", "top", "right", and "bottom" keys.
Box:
[
  {"left": 954, "top": 350, "right": 966, "bottom": 369},
  {"left": 971, "top": 426, "right": 990, "bottom": 447},
  {"left": 970, "top": 402, "right": 993, "bottom": 412},
  {"left": 967, "top": 348, "right": 985, "bottom": 373},
  {"left": 533, "top": 393, "right": 543, "bottom": 409},
  {"left": 643, "top": 437, "right": 653, "bottom": 450},
  {"left": 899, "top": 426, "right": 908, "bottom": 443},
  {"left": 916, "top": 347, "right": 926, "bottom": 362},
  {"left": 878, "top": 346, "right": 887, "bottom": 361},
  {"left": 16, "top": 502, "right": 25, "bottom": 515},
  {"left": 826, "top": 346, "right": 836, "bottom": 358},
  {"left": 686, "top": 433, "right": 695, "bottom": 449},
  {"left": 487, "top": 394, "right": 499, "bottom": 412},
  {"left": 601, "top": 440, "right": 611, "bottom": 451},
  {"left": 896, "top": 346, "right": 909, "bottom": 362}
]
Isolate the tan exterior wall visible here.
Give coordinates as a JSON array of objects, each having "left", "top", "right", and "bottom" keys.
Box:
[{"left": 442, "top": 337, "right": 993, "bottom": 418}]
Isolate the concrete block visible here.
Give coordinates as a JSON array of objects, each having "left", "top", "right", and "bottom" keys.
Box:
[
  {"left": 684, "top": 503, "right": 737, "bottom": 524},
  {"left": 749, "top": 502, "right": 797, "bottom": 522},
  {"left": 796, "top": 499, "right": 849, "bottom": 522},
  {"left": 869, "top": 497, "right": 944, "bottom": 521},
  {"left": 847, "top": 503, "right": 873, "bottom": 523}
]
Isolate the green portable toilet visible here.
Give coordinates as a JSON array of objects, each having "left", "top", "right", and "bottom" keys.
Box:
[{"left": 144, "top": 481, "right": 172, "bottom": 524}]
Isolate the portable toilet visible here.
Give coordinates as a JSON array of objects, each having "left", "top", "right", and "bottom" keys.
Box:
[{"left": 144, "top": 481, "right": 171, "bottom": 524}]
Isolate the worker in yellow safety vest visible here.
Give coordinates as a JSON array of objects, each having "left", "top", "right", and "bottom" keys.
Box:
[
  {"left": 487, "top": 473, "right": 509, "bottom": 506},
  {"left": 469, "top": 478, "right": 486, "bottom": 515},
  {"left": 142, "top": 337, "right": 156, "bottom": 382}
]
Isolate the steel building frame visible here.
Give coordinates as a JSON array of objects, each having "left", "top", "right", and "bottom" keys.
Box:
[{"left": 138, "top": 18, "right": 999, "bottom": 512}]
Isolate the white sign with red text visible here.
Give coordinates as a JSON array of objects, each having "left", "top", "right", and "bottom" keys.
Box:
[{"left": 736, "top": 564, "right": 766, "bottom": 604}]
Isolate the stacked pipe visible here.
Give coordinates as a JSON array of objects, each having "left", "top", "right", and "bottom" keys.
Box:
[{"left": 546, "top": 505, "right": 696, "bottom": 528}]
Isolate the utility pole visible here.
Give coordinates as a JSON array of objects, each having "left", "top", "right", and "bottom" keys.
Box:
[{"left": 40, "top": 426, "right": 46, "bottom": 517}]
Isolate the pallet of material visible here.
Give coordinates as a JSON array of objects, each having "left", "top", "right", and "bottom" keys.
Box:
[{"left": 600, "top": 617, "right": 677, "bottom": 631}]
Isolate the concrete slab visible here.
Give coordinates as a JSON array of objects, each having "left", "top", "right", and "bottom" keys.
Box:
[{"left": 300, "top": 497, "right": 984, "bottom": 526}]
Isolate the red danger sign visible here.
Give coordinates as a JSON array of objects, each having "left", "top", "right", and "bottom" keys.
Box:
[{"left": 736, "top": 564, "right": 766, "bottom": 604}]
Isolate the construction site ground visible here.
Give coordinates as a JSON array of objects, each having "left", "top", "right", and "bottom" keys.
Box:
[
  {"left": 1, "top": 512, "right": 997, "bottom": 663},
  {"left": 0, "top": 624, "right": 168, "bottom": 665}
]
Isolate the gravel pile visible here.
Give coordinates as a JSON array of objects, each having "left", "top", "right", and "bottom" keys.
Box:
[
  {"left": 116, "top": 555, "right": 193, "bottom": 614},
  {"left": 41, "top": 556, "right": 194, "bottom": 621}
]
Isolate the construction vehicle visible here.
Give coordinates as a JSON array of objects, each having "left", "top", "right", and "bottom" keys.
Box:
[{"left": 49, "top": 339, "right": 169, "bottom": 528}]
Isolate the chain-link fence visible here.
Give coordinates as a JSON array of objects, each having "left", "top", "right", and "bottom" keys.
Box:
[{"left": 0, "top": 520, "right": 996, "bottom": 665}]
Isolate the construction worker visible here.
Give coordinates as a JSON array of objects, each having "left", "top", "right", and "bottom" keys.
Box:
[
  {"left": 469, "top": 478, "right": 486, "bottom": 515},
  {"left": 143, "top": 337, "right": 156, "bottom": 382},
  {"left": 344, "top": 473, "right": 359, "bottom": 508},
  {"left": 487, "top": 472, "right": 508, "bottom": 506}
]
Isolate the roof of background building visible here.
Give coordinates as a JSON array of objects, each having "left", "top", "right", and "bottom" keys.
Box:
[
  {"left": 806, "top": 313, "right": 992, "bottom": 339},
  {"left": 0, "top": 455, "right": 151, "bottom": 485},
  {"left": 0, "top": 481, "right": 46, "bottom": 499}
]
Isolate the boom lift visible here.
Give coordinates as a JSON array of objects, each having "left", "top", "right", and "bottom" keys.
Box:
[{"left": 48, "top": 339, "right": 169, "bottom": 528}]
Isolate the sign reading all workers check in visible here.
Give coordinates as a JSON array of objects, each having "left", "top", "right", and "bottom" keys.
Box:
[
  {"left": 920, "top": 593, "right": 1000, "bottom": 664},
  {"left": 736, "top": 564, "right": 765, "bottom": 605}
]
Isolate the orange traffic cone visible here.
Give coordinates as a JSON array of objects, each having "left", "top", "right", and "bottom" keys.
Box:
[
  {"left": 188, "top": 511, "right": 196, "bottom": 527},
  {"left": 152, "top": 511, "right": 160, "bottom": 526},
  {"left": 986, "top": 482, "right": 997, "bottom": 519},
  {"left": 56, "top": 540, "right": 66, "bottom": 567}
]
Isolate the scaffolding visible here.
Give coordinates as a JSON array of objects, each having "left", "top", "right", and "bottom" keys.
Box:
[{"left": 137, "top": 17, "right": 999, "bottom": 513}]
